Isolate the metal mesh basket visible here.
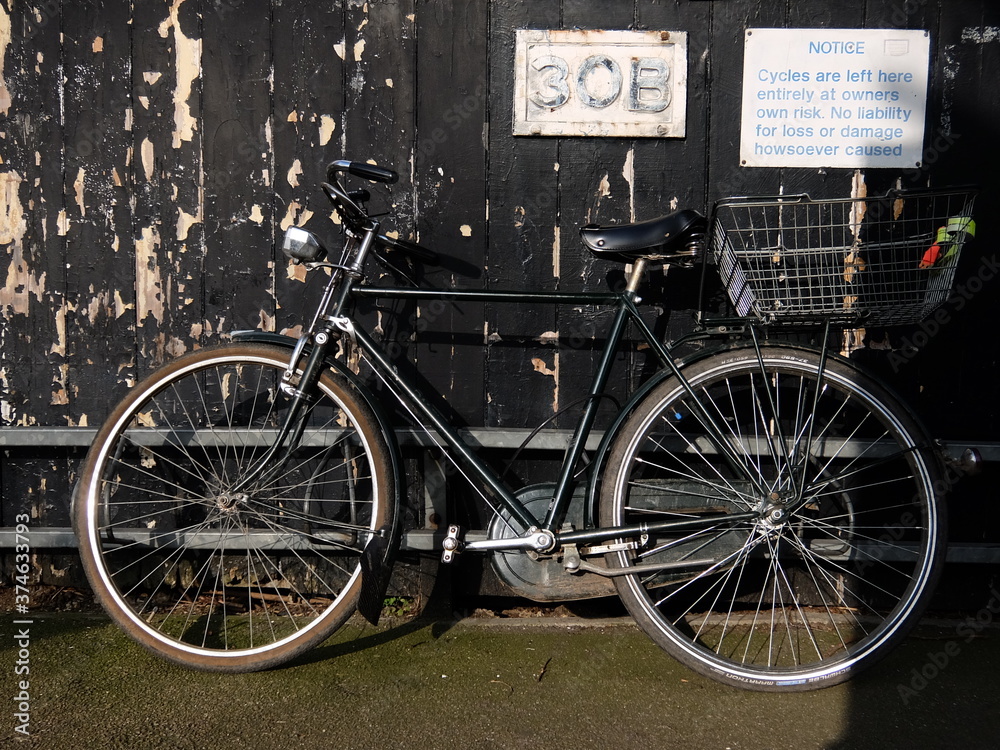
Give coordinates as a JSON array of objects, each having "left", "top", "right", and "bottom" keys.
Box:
[{"left": 710, "top": 187, "right": 977, "bottom": 326}]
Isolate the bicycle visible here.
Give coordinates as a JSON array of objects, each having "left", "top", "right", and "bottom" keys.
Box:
[{"left": 73, "top": 159, "right": 977, "bottom": 690}]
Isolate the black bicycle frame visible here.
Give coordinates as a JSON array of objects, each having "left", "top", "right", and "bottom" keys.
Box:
[
  {"left": 335, "top": 280, "right": 758, "bottom": 547},
  {"left": 259, "top": 210, "right": 762, "bottom": 551}
]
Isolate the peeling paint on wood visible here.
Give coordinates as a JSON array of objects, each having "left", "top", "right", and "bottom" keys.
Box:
[
  {"left": 0, "top": 3, "right": 10, "bottom": 114},
  {"left": 318, "top": 115, "right": 337, "bottom": 146},
  {"left": 0, "top": 170, "right": 25, "bottom": 246},
  {"left": 140, "top": 138, "right": 154, "bottom": 180},
  {"left": 0, "top": 170, "right": 42, "bottom": 317},
  {"left": 135, "top": 225, "right": 163, "bottom": 325},
  {"left": 72, "top": 168, "right": 86, "bottom": 217},
  {"left": 961, "top": 26, "right": 1000, "bottom": 43},
  {"left": 158, "top": 0, "right": 201, "bottom": 149},
  {"left": 176, "top": 206, "right": 200, "bottom": 240},
  {"left": 531, "top": 354, "right": 559, "bottom": 413},
  {"left": 621, "top": 147, "right": 635, "bottom": 221},
  {"left": 286, "top": 158, "right": 303, "bottom": 187}
]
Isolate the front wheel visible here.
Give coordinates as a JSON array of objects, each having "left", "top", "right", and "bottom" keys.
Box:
[
  {"left": 600, "top": 347, "right": 945, "bottom": 690},
  {"left": 74, "top": 343, "right": 395, "bottom": 672}
]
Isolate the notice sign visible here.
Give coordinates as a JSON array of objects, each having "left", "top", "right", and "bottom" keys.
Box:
[{"left": 740, "top": 28, "right": 930, "bottom": 168}]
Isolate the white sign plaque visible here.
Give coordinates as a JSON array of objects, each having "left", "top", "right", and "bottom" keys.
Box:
[
  {"left": 740, "top": 28, "right": 930, "bottom": 168},
  {"left": 514, "top": 29, "right": 687, "bottom": 138}
]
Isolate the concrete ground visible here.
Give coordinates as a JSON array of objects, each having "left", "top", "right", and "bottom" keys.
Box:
[{"left": 3, "top": 608, "right": 998, "bottom": 750}]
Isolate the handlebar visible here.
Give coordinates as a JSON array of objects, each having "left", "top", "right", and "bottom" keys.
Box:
[
  {"left": 319, "top": 158, "right": 437, "bottom": 266},
  {"left": 322, "top": 159, "right": 396, "bottom": 232},
  {"left": 321, "top": 181, "right": 367, "bottom": 228},
  {"left": 327, "top": 160, "right": 399, "bottom": 184}
]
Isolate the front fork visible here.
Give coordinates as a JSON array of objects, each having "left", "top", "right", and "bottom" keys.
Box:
[
  {"left": 230, "top": 220, "right": 381, "bottom": 495},
  {"left": 227, "top": 329, "right": 337, "bottom": 495}
]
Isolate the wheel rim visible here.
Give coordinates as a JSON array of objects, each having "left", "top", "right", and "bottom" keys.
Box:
[
  {"left": 610, "top": 355, "right": 939, "bottom": 685},
  {"left": 81, "top": 351, "right": 385, "bottom": 661}
]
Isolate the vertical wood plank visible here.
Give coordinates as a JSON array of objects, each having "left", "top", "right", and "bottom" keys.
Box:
[
  {"left": 270, "top": 2, "right": 346, "bottom": 338},
  {"left": 707, "top": 0, "right": 785, "bottom": 202},
  {"left": 413, "top": 0, "right": 489, "bottom": 425},
  {"left": 340, "top": 0, "right": 418, "bottom": 411},
  {"left": 0, "top": 0, "right": 70, "bottom": 526},
  {"left": 630, "top": 0, "right": 714, "bottom": 372},
  {"left": 130, "top": 0, "right": 205, "bottom": 373},
  {"left": 553, "top": 4, "right": 638, "bottom": 427},
  {"left": 63, "top": 0, "right": 137, "bottom": 426},
  {"left": 486, "top": 0, "right": 562, "bottom": 432},
  {"left": 342, "top": 0, "right": 415, "bottom": 223},
  {"left": 202, "top": 0, "right": 273, "bottom": 338},
  {"left": 0, "top": 0, "right": 65, "bottom": 429},
  {"left": 906, "top": 0, "right": 1000, "bottom": 437}
]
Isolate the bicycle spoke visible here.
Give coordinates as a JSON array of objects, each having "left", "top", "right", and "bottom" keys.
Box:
[
  {"left": 78, "top": 347, "right": 393, "bottom": 669},
  {"left": 603, "top": 348, "right": 942, "bottom": 689},
  {"left": 640, "top": 429, "right": 759, "bottom": 509}
]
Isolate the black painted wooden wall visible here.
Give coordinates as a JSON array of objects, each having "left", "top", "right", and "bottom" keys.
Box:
[{"left": 1, "top": 0, "right": 999, "bottom": 549}]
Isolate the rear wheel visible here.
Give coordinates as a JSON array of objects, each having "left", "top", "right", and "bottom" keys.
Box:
[
  {"left": 74, "top": 343, "right": 394, "bottom": 672},
  {"left": 600, "top": 347, "right": 944, "bottom": 690}
]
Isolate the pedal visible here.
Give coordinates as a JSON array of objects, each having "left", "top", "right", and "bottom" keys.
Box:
[{"left": 441, "top": 524, "right": 462, "bottom": 563}]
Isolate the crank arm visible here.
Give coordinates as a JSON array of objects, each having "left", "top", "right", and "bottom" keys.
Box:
[
  {"left": 464, "top": 530, "right": 554, "bottom": 553},
  {"left": 440, "top": 524, "right": 555, "bottom": 563}
]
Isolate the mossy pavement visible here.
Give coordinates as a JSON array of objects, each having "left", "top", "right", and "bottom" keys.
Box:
[{"left": 3, "top": 611, "right": 998, "bottom": 750}]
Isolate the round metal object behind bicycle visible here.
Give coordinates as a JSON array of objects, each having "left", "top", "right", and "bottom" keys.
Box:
[{"left": 487, "top": 485, "right": 613, "bottom": 602}]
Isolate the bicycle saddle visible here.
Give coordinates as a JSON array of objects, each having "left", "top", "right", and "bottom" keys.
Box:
[{"left": 579, "top": 209, "right": 706, "bottom": 263}]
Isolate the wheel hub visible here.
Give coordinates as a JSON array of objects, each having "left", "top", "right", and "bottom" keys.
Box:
[
  {"left": 759, "top": 489, "right": 796, "bottom": 528},
  {"left": 216, "top": 492, "right": 249, "bottom": 514}
]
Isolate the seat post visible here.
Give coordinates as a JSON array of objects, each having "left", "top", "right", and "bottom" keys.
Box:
[{"left": 625, "top": 257, "right": 648, "bottom": 294}]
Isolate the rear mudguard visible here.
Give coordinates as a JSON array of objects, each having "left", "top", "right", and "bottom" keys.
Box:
[{"left": 231, "top": 330, "right": 404, "bottom": 621}]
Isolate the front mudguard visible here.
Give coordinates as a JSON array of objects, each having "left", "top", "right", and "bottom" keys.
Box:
[{"left": 231, "top": 330, "right": 404, "bottom": 621}]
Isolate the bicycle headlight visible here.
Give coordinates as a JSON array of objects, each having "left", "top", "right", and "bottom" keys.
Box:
[{"left": 281, "top": 227, "right": 328, "bottom": 263}]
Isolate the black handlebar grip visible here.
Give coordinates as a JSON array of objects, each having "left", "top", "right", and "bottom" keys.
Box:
[
  {"left": 327, "top": 160, "right": 398, "bottom": 184},
  {"left": 350, "top": 162, "right": 399, "bottom": 184}
]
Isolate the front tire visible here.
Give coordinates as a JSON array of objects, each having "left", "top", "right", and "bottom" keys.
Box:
[
  {"left": 600, "top": 347, "right": 945, "bottom": 690},
  {"left": 74, "top": 343, "right": 394, "bottom": 672}
]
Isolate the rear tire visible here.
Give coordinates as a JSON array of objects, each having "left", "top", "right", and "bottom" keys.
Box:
[
  {"left": 600, "top": 347, "right": 945, "bottom": 690},
  {"left": 74, "top": 343, "right": 394, "bottom": 672}
]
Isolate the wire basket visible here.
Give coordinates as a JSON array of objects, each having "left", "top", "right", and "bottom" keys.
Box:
[{"left": 710, "top": 187, "right": 978, "bottom": 326}]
